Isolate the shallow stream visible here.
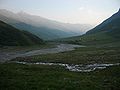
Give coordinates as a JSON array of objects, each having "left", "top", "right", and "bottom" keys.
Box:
[{"left": 15, "top": 61, "right": 120, "bottom": 72}]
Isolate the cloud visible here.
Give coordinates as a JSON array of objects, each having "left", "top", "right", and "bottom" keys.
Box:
[{"left": 78, "top": 7, "right": 84, "bottom": 10}]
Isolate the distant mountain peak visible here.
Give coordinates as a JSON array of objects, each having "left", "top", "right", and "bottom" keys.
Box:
[{"left": 17, "top": 11, "right": 29, "bottom": 16}]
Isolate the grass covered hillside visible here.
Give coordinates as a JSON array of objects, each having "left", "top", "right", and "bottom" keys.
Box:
[
  {"left": 81, "top": 10, "right": 120, "bottom": 44},
  {"left": 0, "top": 20, "right": 44, "bottom": 46},
  {"left": 81, "top": 17, "right": 120, "bottom": 45},
  {"left": 58, "top": 10, "right": 120, "bottom": 45}
]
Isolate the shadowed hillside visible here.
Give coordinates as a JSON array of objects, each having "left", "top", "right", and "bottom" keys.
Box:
[{"left": 0, "top": 20, "right": 44, "bottom": 46}]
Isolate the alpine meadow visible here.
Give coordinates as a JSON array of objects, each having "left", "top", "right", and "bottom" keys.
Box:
[{"left": 0, "top": 0, "right": 120, "bottom": 90}]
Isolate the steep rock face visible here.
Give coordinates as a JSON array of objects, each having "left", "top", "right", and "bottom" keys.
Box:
[{"left": 0, "top": 20, "right": 44, "bottom": 46}]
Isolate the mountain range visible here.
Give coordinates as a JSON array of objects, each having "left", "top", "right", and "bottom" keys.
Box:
[
  {"left": 0, "top": 9, "right": 92, "bottom": 40},
  {"left": 59, "top": 9, "right": 120, "bottom": 45}
]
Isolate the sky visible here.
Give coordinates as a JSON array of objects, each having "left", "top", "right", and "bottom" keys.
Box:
[{"left": 0, "top": 0, "right": 120, "bottom": 25}]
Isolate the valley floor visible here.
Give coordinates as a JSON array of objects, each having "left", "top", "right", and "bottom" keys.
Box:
[
  {"left": 0, "top": 42, "right": 120, "bottom": 90},
  {"left": 0, "top": 44, "right": 83, "bottom": 62}
]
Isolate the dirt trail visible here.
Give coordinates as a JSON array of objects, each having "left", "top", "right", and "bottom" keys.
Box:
[{"left": 0, "top": 44, "right": 85, "bottom": 62}]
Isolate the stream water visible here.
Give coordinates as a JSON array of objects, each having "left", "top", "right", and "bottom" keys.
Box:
[
  {"left": 15, "top": 61, "right": 120, "bottom": 72},
  {"left": 0, "top": 44, "right": 84, "bottom": 62}
]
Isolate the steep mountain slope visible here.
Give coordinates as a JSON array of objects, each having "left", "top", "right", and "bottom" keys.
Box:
[
  {"left": 86, "top": 9, "right": 120, "bottom": 34},
  {"left": 0, "top": 9, "right": 92, "bottom": 40},
  {"left": 82, "top": 9, "right": 120, "bottom": 44},
  {"left": 59, "top": 9, "right": 120, "bottom": 45},
  {"left": 0, "top": 20, "right": 44, "bottom": 46}
]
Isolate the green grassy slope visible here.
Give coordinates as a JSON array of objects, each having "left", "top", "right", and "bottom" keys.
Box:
[
  {"left": 87, "top": 18, "right": 119, "bottom": 45},
  {"left": 58, "top": 13, "right": 120, "bottom": 45},
  {"left": 0, "top": 20, "right": 44, "bottom": 46},
  {"left": 87, "top": 9, "right": 120, "bottom": 35},
  {"left": 55, "top": 31, "right": 119, "bottom": 45}
]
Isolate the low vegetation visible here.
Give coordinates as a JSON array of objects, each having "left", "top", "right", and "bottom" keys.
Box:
[
  {"left": 0, "top": 62, "right": 120, "bottom": 90},
  {"left": 13, "top": 43, "right": 120, "bottom": 64},
  {"left": 0, "top": 20, "right": 44, "bottom": 46}
]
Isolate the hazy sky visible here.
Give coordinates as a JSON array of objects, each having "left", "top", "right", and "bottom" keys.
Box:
[{"left": 0, "top": 0, "right": 120, "bottom": 25}]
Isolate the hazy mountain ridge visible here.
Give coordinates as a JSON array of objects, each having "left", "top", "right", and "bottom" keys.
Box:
[{"left": 0, "top": 9, "right": 92, "bottom": 40}]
